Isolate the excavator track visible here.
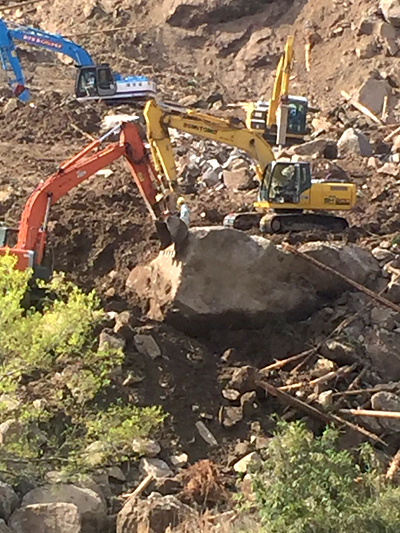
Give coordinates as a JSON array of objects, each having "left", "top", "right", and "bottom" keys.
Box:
[
  {"left": 259, "top": 213, "right": 349, "bottom": 233},
  {"left": 223, "top": 213, "right": 263, "bottom": 231}
]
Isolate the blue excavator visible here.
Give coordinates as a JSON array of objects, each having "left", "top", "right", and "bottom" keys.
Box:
[{"left": 0, "top": 18, "right": 156, "bottom": 103}]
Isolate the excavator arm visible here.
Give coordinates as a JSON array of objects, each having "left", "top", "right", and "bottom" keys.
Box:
[
  {"left": 266, "top": 36, "right": 294, "bottom": 128},
  {"left": 0, "top": 17, "right": 93, "bottom": 101},
  {"left": 144, "top": 100, "right": 275, "bottom": 184},
  {"left": 0, "top": 122, "right": 186, "bottom": 273}
]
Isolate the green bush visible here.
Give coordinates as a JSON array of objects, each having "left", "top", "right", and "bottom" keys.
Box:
[
  {"left": 249, "top": 421, "right": 400, "bottom": 533},
  {"left": 0, "top": 255, "right": 164, "bottom": 479}
]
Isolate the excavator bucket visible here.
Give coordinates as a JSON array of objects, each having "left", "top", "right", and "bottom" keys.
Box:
[{"left": 155, "top": 215, "right": 188, "bottom": 250}]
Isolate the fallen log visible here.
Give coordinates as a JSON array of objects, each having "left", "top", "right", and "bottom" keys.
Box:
[
  {"left": 279, "top": 364, "right": 356, "bottom": 392},
  {"left": 256, "top": 379, "right": 385, "bottom": 445}
]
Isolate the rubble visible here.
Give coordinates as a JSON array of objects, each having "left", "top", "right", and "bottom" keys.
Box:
[{"left": 338, "top": 128, "right": 373, "bottom": 157}]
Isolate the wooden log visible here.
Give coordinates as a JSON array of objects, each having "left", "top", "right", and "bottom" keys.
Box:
[
  {"left": 122, "top": 474, "right": 153, "bottom": 500},
  {"left": 256, "top": 379, "right": 385, "bottom": 444},
  {"left": 341, "top": 90, "right": 383, "bottom": 124},
  {"left": 339, "top": 409, "right": 400, "bottom": 419}
]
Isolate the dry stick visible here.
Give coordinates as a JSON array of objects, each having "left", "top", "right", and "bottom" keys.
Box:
[
  {"left": 384, "top": 123, "right": 400, "bottom": 142},
  {"left": 279, "top": 364, "right": 356, "bottom": 392},
  {"left": 382, "top": 95, "right": 389, "bottom": 123},
  {"left": 283, "top": 244, "right": 400, "bottom": 315},
  {"left": 256, "top": 379, "right": 385, "bottom": 445},
  {"left": 0, "top": 0, "right": 47, "bottom": 12},
  {"left": 122, "top": 474, "right": 153, "bottom": 500},
  {"left": 339, "top": 409, "right": 400, "bottom": 419},
  {"left": 386, "top": 448, "right": 400, "bottom": 480},
  {"left": 341, "top": 90, "right": 383, "bottom": 124},
  {"left": 333, "top": 386, "right": 399, "bottom": 397},
  {"left": 331, "top": 366, "right": 368, "bottom": 409},
  {"left": 259, "top": 348, "right": 315, "bottom": 374}
]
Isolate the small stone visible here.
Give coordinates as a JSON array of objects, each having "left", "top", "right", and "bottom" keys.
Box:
[
  {"left": 131, "top": 438, "right": 161, "bottom": 457},
  {"left": 98, "top": 329, "right": 126, "bottom": 352},
  {"left": 220, "top": 348, "right": 237, "bottom": 363},
  {"left": 139, "top": 458, "right": 173, "bottom": 478},
  {"left": 320, "top": 340, "right": 358, "bottom": 365},
  {"left": 3, "top": 99, "right": 19, "bottom": 114},
  {"left": 378, "top": 162, "right": 400, "bottom": 177},
  {"left": 372, "top": 247, "right": 395, "bottom": 262},
  {"left": 371, "top": 391, "right": 400, "bottom": 431},
  {"left": 106, "top": 466, "right": 126, "bottom": 482},
  {"left": 240, "top": 391, "right": 258, "bottom": 417},
  {"left": 222, "top": 388, "right": 241, "bottom": 401},
  {"left": 311, "top": 358, "right": 337, "bottom": 378},
  {"left": 170, "top": 453, "right": 189, "bottom": 468},
  {"left": 233, "top": 452, "right": 262, "bottom": 474},
  {"left": 221, "top": 406, "right": 243, "bottom": 428},
  {"left": 367, "top": 157, "right": 380, "bottom": 169},
  {"left": 114, "top": 311, "right": 135, "bottom": 340},
  {"left": 32, "top": 398, "right": 48, "bottom": 411},
  {"left": 134, "top": 334, "right": 161, "bottom": 359},
  {"left": 234, "top": 441, "right": 251, "bottom": 457},
  {"left": 371, "top": 307, "right": 397, "bottom": 329},
  {"left": 228, "top": 365, "right": 258, "bottom": 393},
  {"left": 254, "top": 436, "right": 270, "bottom": 450},
  {"left": 195, "top": 421, "right": 218, "bottom": 447},
  {"left": 356, "top": 41, "right": 377, "bottom": 59},
  {"left": 0, "top": 419, "right": 23, "bottom": 446},
  {"left": 318, "top": 390, "right": 334, "bottom": 407}
]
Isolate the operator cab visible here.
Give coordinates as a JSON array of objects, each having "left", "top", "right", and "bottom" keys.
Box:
[
  {"left": 247, "top": 96, "right": 309, "bottom": 145},
  {"left": 75, "top": 65, "right": 116, "bottom": 98},
  {"left": 260, "top": 161, "right": 312, "bottom": 205},
  {"left": 75, "top": 65, "right": 157, "bottom": 104}
]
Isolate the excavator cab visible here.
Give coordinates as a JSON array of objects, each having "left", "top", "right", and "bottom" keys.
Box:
[
  {"left": 75, "top": 65, "right": 117, "bottom": 99},
  {"left": 247, "top": 97, "right": 309, "bottom": 145},
  {"left": 260, "top": 161, "right": 312, "bottom": 205}
]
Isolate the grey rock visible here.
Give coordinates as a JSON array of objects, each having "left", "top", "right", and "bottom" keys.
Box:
[
  {"left": 288, "top": 138, "right": 337, "bottom": 158},
  {"left": 320, "top": 340, "right": 358, "bottom": 365},
  {"left": 9, "top": 503, "right": 81, "bottom": 533},
  {"left": 131, "top": 437, "right": 161, "bottom": 457},
  {"left": 0, "top": 419, "right": 23, "bottom": 446},
  {"left": 133, "top": 334, "right": 161, "bottom": 359},
  {"left": 371, "top": 307, "right": 398, "bottom": 329},
  {"left": 170, "top": 453, "right": 189, "bottom": 468},
  {"left": 233, "top": 452, "right": 262, "bottom": 473},
  {"left": 116, "top": 493, "right": 195, "bottom": 533},
  {"left": 371, "top": 247, "right": 395, "bottom": 262},
  {"left": 356, "top": 77, "right": 391, "bottom": 116},
  {"left": 127, "top": 228, "right": 380, "bottom": 328},
  {"left": 228, "top": 366, "right": 258, "bottom": 393},
  {"left": 222, "top": 168, "right": 253, "bottom": 190},
  {"left": 22, "top": 485, "right": 106, "bottom": 533},
  {"left": 381, "top": 0, "right": 400, "bottom": 26},
  {"left": 139, "top": 458, "right": 173, "bottom": 478},
  {"left": 220, "top": 406, "right": 243, "bottom": 428},
  {"left": 113, "top": 311, "right": 135, "bottom": 340},
  {"left": 0, "top": 519, "right": 11, "bottom": 533},
  {"left": 371, "top": 391, "right": 400, "bottom": 431},
  {"left": 222, "top": 388, "right": 241, "bottom": 401},
  {"left": 98, "top": 329, "right": 125, "bottom": 352},
  {"left": 0, "top": 481, "right": 18, "bottom": 521},
  {"left": 195, "top": 421, "right": 218, "bottom": 447},
  {"left": 338, "top": 128, "right": 373, "bottom": 157},
  {"left": 240, "top": 391, "right": 258, "bottom": 417}
]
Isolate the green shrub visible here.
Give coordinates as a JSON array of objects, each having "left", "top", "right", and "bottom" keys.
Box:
[
  {"left": 0, "top": 255, "right": 164, "bottom": 479},
  {"left": 249, "top": 421, "right": 400, "bottom": 533}
]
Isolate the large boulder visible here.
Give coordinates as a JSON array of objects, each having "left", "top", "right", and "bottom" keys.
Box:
[
  {"left": 116, "top": 493, "right": 195, "bottom": 533},
  {"left": 127, "top": 228, "right": 379, "bottom": 331},
  {"left": 9, "top": 503, "right": 81, "bottom": 533},
  {"left": 356, "top": 77, "right": 391, "bottom": 116},
  {"left": 0, "top": 481, "right": 18, "bottom": 521},
  {"left": 22, "top": 485, "right": 106, "bottom": 533},
  {"left": 338, "top": 128, "right": 373, "bottom": 157},
  {"left": 164, "top": 0, "right": 271, "bottom": 28},
  {"left": 381, "top": 0, "right": 400, "bottom": 26}
]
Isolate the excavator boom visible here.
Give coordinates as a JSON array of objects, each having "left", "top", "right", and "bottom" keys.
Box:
[
  {"left": 0, "top": 122, "right": 186, "bottom": 274},
  {"left": 144, "top": 100, "right": 275, "bottom": 184}
]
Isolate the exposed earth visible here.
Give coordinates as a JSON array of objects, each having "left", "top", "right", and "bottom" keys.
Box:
[{"left": 3, "top": 0, "right": 400, "bottom": 530}]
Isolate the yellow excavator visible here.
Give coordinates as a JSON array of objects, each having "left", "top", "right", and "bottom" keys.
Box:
[
  {"left": 143, "top": 100, "right": 356, "bottom": 233},
  {"left": 233, "top": 36, "right": 309, "bottom": 146}
]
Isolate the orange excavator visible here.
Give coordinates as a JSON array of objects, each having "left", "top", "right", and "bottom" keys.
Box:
[{"left": 0, "top": 121, "right": 187, "bottom": 278}]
